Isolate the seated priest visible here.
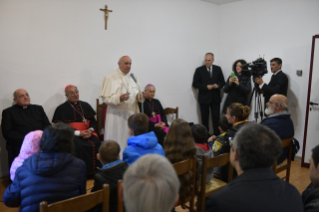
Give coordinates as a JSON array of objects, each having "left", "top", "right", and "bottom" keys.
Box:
[
  {"left": 1, "top": 88, "right": 51, "bottom": 169},
  {"left": 52, "top": 85, "right": 101, "bottom": 175},
  {"left": 138, "top": 84, "right": 169, "bottom": 133}
]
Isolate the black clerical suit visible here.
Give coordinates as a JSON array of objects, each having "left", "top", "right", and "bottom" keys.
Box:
[
  {"left": 261, "top": 70, "right": 288, "bottom": 104},
  {"left": 1, "top": 104, "right": 51, "bottom": 168},
  {"left": 193, "top": 65, "right": 225, "bottom": 135},
  {"left": 52, "top": 101, "right": 101, "bottom": 175}
]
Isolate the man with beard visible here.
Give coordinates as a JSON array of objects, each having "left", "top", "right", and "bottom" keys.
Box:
[{"left": 260, "top": 94, "right": 294, "bottom": 164}]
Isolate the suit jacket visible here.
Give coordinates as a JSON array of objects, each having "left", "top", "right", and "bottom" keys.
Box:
[
  {"left": 193, "top": 65, "right": 225, "bottom": 104},
  {"left": 262, "top": 70, "right": 288, "bottom": 103},
  {"left": 205, "top": 168, "right": 303, "bottom": 212}
]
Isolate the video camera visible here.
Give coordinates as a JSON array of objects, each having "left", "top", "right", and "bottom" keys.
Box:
[{"left": 241, "top": 57, "right": 268, "bottom": 78}]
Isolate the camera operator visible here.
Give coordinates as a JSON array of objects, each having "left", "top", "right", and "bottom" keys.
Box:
[{"left": 254, "top": 58, "right": 288, "bottom": 104}]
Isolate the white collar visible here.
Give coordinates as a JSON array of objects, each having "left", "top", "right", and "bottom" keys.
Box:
[{"left": 273, "top": 70, "right": 282, "bottom": 75}]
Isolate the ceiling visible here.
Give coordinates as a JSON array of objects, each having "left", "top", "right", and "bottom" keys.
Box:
[{"left": 202, "top": 0, "right": 242, "bottom": 5}]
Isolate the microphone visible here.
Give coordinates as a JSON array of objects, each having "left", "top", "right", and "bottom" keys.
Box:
[{"left": 130, "top": 73, "right": 137, "bottom": 83}]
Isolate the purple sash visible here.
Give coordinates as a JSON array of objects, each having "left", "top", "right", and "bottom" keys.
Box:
[{"left": 149, "top": 114, "right": 169, "bottom": 133}]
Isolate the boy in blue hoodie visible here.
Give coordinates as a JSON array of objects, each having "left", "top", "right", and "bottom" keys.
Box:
[{"left": 123, "top": 113, "right": 165, "bottom": 165}]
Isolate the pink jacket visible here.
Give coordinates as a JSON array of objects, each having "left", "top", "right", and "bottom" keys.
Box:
[{"left": 10, "top": 130, "right": 43, "bottom": 181}]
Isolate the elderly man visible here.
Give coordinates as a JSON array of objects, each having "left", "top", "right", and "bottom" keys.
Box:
[
  {"left": 302, "top": 145, "right": 319, "bottom": 211},
  {"left": 192, "top": 53, "right": 225, "bottom": 135},
  {"left": 122, "top": 154, "right": 180, "bottom": 212},
  {"left": 100, "top": 56, "right": 142, "bottom": 155},
  {"left": 261, "top": 94, "right": 294, "bottom": 163},
  {"left": 1, "top": 89, "right": 51, "bottom": 169},
  {"left": 52, "top": 85, "right": 101, "bottom": 175},
  {"left": 205, "top": 123, "right": 303, "bottom": 212}
]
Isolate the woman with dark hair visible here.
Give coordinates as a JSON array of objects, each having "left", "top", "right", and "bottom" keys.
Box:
[
  {"left": 3, "top": 123, "right": 86, "bottom": 212},
  {"left": 222, "top": 59, "right": 251, "bottom": 113},
  {"left": 164, "top": 119, "right": 197, "bottom": 209}
]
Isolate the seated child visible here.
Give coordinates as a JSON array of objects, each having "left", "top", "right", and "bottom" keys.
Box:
[
  {"left": 91, "top": 140, "right": 128, "bottom": 212},
  {"left": 208, "top": 116, "right": 232, "bottom": 156},
  {"left": 10, "top": 130, "right": 43, "bottom": 181},
  {"left": 123, "top": 113, "right": 165, "bottom": 165},
  {"left": 191, "top": 124, "right": 214, "bottom": 183}
]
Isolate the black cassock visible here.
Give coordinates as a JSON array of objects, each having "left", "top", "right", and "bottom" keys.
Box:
[
  {"left": 52, "top": 101, "right": 101, "bottom": 175},
  {"left": 138, "top": 98, "right": 168, "bottom": 125},
  {"left": 1, "top": 104, "right": 51, "bottom": 168}
]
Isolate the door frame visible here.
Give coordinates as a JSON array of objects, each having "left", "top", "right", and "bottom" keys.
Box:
[{"left": 302, "top": 35, "right": 319, "bottom": 168}]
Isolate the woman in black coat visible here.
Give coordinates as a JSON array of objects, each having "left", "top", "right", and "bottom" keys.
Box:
[{"left": 222, "top": 59, "right": 251, "bottom": 113}]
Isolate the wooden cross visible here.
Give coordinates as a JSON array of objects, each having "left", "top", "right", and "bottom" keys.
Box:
[{"left": 100, "top": 5, "right": 112, "bottom": 30}]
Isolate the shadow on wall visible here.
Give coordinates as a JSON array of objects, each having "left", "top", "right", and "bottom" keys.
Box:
[
  {"left": 0, "top": 128, "right": 9, "bottom": 178},
  {"left": 287, "top": 75, "right": 299, "bottom": 129}
]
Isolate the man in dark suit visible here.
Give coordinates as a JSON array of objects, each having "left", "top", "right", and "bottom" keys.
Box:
[
  {"left": 192, "top": 53, "right": 225, "bottom": 135},
  {"left": 1, "top": 89, "right": 51, "bottom": 169},
  {"left": 254, "top": 57, "right": 288, "bottom": 104},
  {"left": 204, "top": 123, "right": 303, "bottom": 212}
]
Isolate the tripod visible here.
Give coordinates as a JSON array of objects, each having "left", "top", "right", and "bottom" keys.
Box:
[{"left": 248, "top": 82, "right": 264, "bottom": 122}]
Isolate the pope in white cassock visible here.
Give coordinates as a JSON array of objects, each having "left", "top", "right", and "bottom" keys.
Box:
[{"left": 100, "top": 56, "right": 142, "bottom": 157}]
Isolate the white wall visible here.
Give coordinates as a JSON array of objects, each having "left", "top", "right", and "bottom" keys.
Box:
[
  {"left": 0, "top": 0, "right": 318, "bottom": 177},
  {"left": 0, "top": 0, "right": 219, "bottom": 177},
  {"left": 217, "top": 0, "right": 319, "bottom": 157}
]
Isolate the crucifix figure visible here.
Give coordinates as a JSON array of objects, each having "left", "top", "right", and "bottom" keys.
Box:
[{"left": 100, "top": 5, "right": 112, "bottom": 30}]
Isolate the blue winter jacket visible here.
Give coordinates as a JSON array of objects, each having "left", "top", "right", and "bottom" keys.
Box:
[
  {"left": 261, "top": 111, "right": 294, "bottom": 163},
  {"left": 3, "top": 152, "right": 86, "bottom": 212},
  {"left": 123, "top": 131, "right": 165, "bottom": 165}
]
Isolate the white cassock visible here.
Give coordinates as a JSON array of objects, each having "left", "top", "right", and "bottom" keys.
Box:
[{"left": 100, "top": 69, "right": 141, "bottom": 157}]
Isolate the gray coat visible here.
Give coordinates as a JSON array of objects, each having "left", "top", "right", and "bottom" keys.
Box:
[{"left": 196, "top": 145, "right": 214, "bottom": 183}]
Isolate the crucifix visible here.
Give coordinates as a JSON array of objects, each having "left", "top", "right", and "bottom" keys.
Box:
[{"left": 100, "top": 5, "right": 112, "bottom": 30}]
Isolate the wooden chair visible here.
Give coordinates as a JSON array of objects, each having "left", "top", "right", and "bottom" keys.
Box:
[
  {"left": 96, "top": 98, "right": 107, "bottom": 140},
  {"left": 117, "top": 180, "right": 124, "bottom": 212},
  {"left": 172, "top": 156, "right": 197, "bottom": 212},
  {"left": 273, "top": 138, "right": 293, "bottom": 182},
  {"left": 197, "top": 153, "right": 233, "bottom": 212},
  {"left": 164, "top": 107, "right": 178, "bottom": 119},
  {"left": 39, "top": 184, "right": 110, "bottom": 212}
]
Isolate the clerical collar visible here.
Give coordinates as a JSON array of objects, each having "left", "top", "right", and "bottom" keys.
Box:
[
  {"left": 117, "top": 68, "right": 129, "bottom": 76},
  {"left": 23, "top": 106, "right": 28, "bottom": 109}
]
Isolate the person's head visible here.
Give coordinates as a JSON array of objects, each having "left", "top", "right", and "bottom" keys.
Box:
[
  {"left": 232, "top": 59, "right": 247, "bottom": 75},
  {"left": 205, "top": 53, "right": 214, "bottom": 68},
  {"left": 265, "top": 94, "right": 288, "bottom": 115},
  {"left": 40, "top": 123, "right": 75, "bottom": 154},
  {"left": 123, "top": 154, "right": 180, "bottom": 212},
  {"left": 191, "top": 124, "right": 207, "bottom": 144},
  {"left": 225, "top": 103, "right": 250, "bottom": 125},
  {"left": 144, "top": 84, "right": 155, "bottom": 100},
  {"left": 20, "top": 130, "right": 43, "bottom": 159},
  {"left": 219, "top": 116, "right": 232, "bottom": 132},
  {"left": 13, "top": 89, "right": 30, "bottom": 107},
  {"left": 270, "top": 58, "right": 282, "bottom": 73},
  {"left": 65, "top": 85, "right": 79, "bottom": 103},
  {"left": 164, "top": 119, "right": 196, "bottom": 208},
  {"left": 128, "top": 113, "right": 149, "bottom": 136},
  {"left": 309, "top": 145, "right": 319, "bottom": 187},
  {"left": 118, "top": 56, "right": 132, "bottom": 75},
  {"left": 230, "top": 123, "right": 282, "bottom": 174},
  {"left": 97, "top": 140, "right": 120, "bottom": 165}
]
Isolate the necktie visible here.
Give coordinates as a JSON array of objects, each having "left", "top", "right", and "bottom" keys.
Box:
[{"left": 208, "top": 68, "right": 212, "bottom": 78}]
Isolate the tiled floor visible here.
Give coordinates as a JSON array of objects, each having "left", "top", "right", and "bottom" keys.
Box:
[{"left": 0, "top": 161, "right": 311, "bottom": 212}]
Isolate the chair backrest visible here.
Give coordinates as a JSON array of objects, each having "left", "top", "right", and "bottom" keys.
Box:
[
  {"left": 164, "top": 107, "right": 178, "bottom": 119},
  {"left": 96, "top": 98, "right": 107, "bottom": 139},
  {"left": 205, "top": 153, "right": 233, "bottom": 183},
  {"left": 117, "top": 180, "right": 124, "bottom": 212},
  {"left": 39, "top": 184, "right": 109, "bottom": 212},
  {"left": 197, "top": 153, "right": 232, "bottom": 212},
  {"left": 172, "top": 156, "right": 197, "bottom": 212},
  {"left": 273, "top": 138, "right": 293, "bottom": 182}
]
